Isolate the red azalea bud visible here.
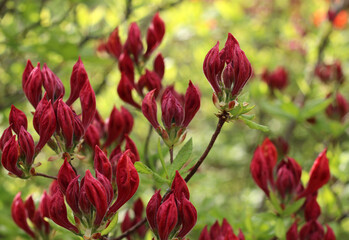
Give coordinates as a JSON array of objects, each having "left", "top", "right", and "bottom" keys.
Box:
[
  {"left": 152, "top": 13, "right": 165, "bottom": 42},
  {"left": 305, "top": 195, "right": 321, "bottom": 221},
  {"left": 84, "top": 170, "right": 109, "bottom": 226},
  {"left": 12, "top": 193, "right": 35, "bottom": 238},
  {"left": 96, "top": 171, "right": 114, "bottom": 205},
  {"left": 57, "top": 158, "right": 77, "bottom": 194},
  {"left": 172, "top": 171, "right": 190, "bottom": 200},
  {"left": 325, "top": 225, "right": 336, "bottom": 240},
  {"left": 107, "top": 27, "right": 123, "bottom": 59},
  {"left": 39, "top": 191, "right": 51, "bottom": 220},
  {"left": 145, "top": 13, "right": 165, "bottom": 57},
  {"left": 298, "top": 149, "right": 330, "bottom": 198},
  {"left": 326, "top": 93, "right": 349, "bottom": 121},
  {"left": 73, "top": 112, "right": 84, "bottom": 141},
  {"left": 22, "top": 60, "right": 34, "bottom": 90},
  {"left": 24, "top": 63, "right": 43, "bottom": 108},
  {"left": 121, "top": 106, "right": 134, "bottom": 135},
  {"left": 78, "top": 180, "right": 92, "bottom": 215},
  {"left": 157, "top": 194, "right": 178, "bottom": 240},
  {"left": 34, "top": 99, "right": 56, "bottom": 153},
  {"left": 137, "top": 70, "right": 162, "bottom": 96},
  {"left": 250, "top": 145, "right": 272, "bottom": 196},
  {"left": 108, "top": 151, "right": 139, "bottom": 214},
  {"left": 261, "top": 138, "right": 278, "bottom": 185},
  {"left": 1, "top": 136, "right": 23, "bottom": 177},
  {"left": 276, "top": 157, "right": 302, "bottom": 199},
  {"left": 142, "top": 90, "right": 160, "bottom": 129},
  {"left": 66, "top": 57, "right": 89, "bottom": 106},
  {"left": 146, "top": 190, "right": 162, "bottom": 231},
  {"left": 57, "top": 99, "right": 74, "bottom": 148},
  {"left": 65, "top": 175, "right": 81, "bottom": 216},
  {"left": 117, "top": 72, "right": 141, "bottom": 109},
  {"left": 104, "top": 106, "right": 125, "bottom": 148},
  {"left": 209, "top": 221, "right": 221, "bottom": 238},
  {"left": 0, "top": 126, "right": 13, "bottom": 151},
  {"left": 94, "top": 145, "right": 112, "bottom": 181},
  {"left": 161, "top": 90, "right": 184, "bottom": 129},
  {"left": 125, "top": 23, "right": 143, "bottom": 64},
  {"left": 9, "top": 105, "right": 28, "bottom": 135},
  {"left": 24, "top": 195, "right": 35, "bottom": 220},
  {"left": 18, "top": 126, "right": 35, "bottom": 166},
  {"left": 119, "top": 52, "right": 135, "bottom": 83},
  {"left": 154, "top": 53, "right": 165, "bottom": 79},
  {"left": 199, "top": 226, "right": 210, "bottom": 240},
  {"left": 125, "top": 135, "right": 140, "bottom": 163},
  {"left": 182, "top": 81, "right": 201, "bottom": 127},
  {"left": 286, "top": 221, "right": 298, "bottom": 240},
  {"left": 49, "top": 180, "right": 60, "bottom": 196},
  {"left": 49, "top": 190, "right": 79, "bottom": 233},
  {"left": 299, "top": 220, "right": 324, "bottom": 240},
  {"left": 203, "top": 42, "right": 224, "bottom": 95},
  {"left": 33, "top": 93, "right": 48, "bottom": 133},
  {"left": 134, "top": 198, "right": 144, "bottom": 218},
  {"left": 177, "top": 194, "right": 197, "bottom": 238},
  {"left": 84, "top": 125, "right": 100, "bottom": 148},
  {"left": 238, "top": 229, "right": 245, "bottom": 240},
  {"left": 121, "top": 211, "right": 133, "bottom": 235},
  {"left": 334, "top": 60, "right": 344, "bottom": 84},
  {"left": 80, "top": 82, "right": 96, "bottom": 130},
  {"left": 262, "top": 67, "right": 288, "bottom": 91},
  {"left": 42, "top": 63, "right": 65, "bottom": 101}
]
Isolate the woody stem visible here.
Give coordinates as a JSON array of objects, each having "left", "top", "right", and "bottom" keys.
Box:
[
  {"left": 169, "top": 147, "right": 174, "bottom": 164},
  {"left": 34, "top": 172, "right": 58, "bottom": 180}
]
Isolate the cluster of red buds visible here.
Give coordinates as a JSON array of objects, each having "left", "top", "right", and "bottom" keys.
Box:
[
  {"left": 142, "top": 82, "right": 200, "bottom": 148},
  {"left": 199, "top": 219, "right": 245, "bottom": 240},
  {"left": 1, "top": 57, "right": 96, "bottom": 178},
  {"left": 325, "top": 92, "right": 349, "bottom": 122},
  {"left": 12, "top": 192, "right": 51, "bottom": 239},
  {"left": 50, "top": 151, "right": 139, "bottom": 239},
  {"left": 146, "top": 171, "right": 197, "bottom": 240},
  {"left": 250, "top": 138, "right": 330, "bottom": 202},
  {"left": 315, "top": 61, "right": 345, "bottom": 85},
  {"left": 203, "top": 33, "right": 253, "bottom": 111},
  {"left": 99, "top": 13, "right": 165, "bottom": 109},
  {"left": 121, "top": 198, "right": 147, "bottom": 239},
  {"left": 261, "top": 66, "right": 289, "bottom": 91}
]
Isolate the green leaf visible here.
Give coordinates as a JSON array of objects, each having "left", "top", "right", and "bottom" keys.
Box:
[
  {"left": 299, "top": 98, "right": 332, "bottom": 121},
  {"left": 275, "top": 217, "right": 286, "bottom": 239},
  {"left": 269, "top": 191, "right": 283, "bottom": 213},
  {"left": 101, "top": 213, "right": 118, "bottom": 236},
  {"left": 239, "top": 115, "right": 269, "bottom": 132},
  {"left": 283, "top": 198, "right": 306, "bottom": 216},
  {"left": 134, "top": 162, "right": 152, "bottom": 174},
  {"left": 168, "top": 138, "right": 193, "bottom": 179}
]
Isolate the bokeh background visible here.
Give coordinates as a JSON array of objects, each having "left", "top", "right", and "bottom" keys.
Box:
[{"left": 1, "top": 0, "right": 349, "bottom": 239}]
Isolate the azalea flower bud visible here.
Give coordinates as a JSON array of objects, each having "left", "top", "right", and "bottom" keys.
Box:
[
  {"left": 22, "top": 60, "right": 34, "bottom": 90},
  {"left": 325, "top": 93, "right": 349, "bottom": 122},
  {"left": 125, "top": 135, "right": 140, "bottom": 162},
  {"left": 94, "top": 145, "right": 112, "bottom": 181},
  {"left": 12, "top": 193, "right": 35, "bottom": 238},
  {"left": 49, "top": 190, "right": 79, "bottom": 233},
  {"left": 0, "top": 126, "right": 13, "bottom": 151},
  {"left": 118, "top": 72, "right": 141, "bottom": 109},
  {"left": 42, "top": 63, "right": 65, "bottom": 101},
  {"left": 23, "top": 63, "right": 43, "bottom": 108},
  {"left": 9, "top": 105, "right": 28, "bottom": 135},
  {"left": 304, "top": 195, "right": 321, "bottom": 221},
  {"left": 203, "top": 33, "right": 252, "bottom": 108},
  {"left": 18, "top": 126, "right": 35, "bottom": 166},
  {"left": 276, "top": 157, "right": 302, "bottom": 199},
  {"left": 106, "top": 27, "right": 123, "bottom": 59},
  {"left": 57, "top": 99, "right": 74, "bottom": 148},
  {"left": 73, "top": 112, "right": 84, "bottom": 141},
  {"left": 145, "top": 13, "right": 165, "bottom": 57},
  {"left": 177, "top": 193, "right": 197, "bottom": 238},
  {"left": 96, "top": 171, "right": 114, "bottom": 205},
  {"left": 157, "top": 194, "right": 178, "bottom": 240},
  {"left": 142, "top": 90, "right": 160, "bottom": 129},
  {"left": 66, "top": 57, "right": 89, "bottom": 106},
  {"left": 298, "top": 149, "right": 330, "bottom": 198},
  {"left": 199, "top": 226, "right": 210, "bottom": 240},
  {"left": 84, "top": 170, "right": 109, "bottom": 226},
  {"left": 199, "top": 218, "right": 243, "bottom": 240},
  {"left": 34, "top": 98, "right": 56, "bottom": 153},
  {"left": 172, "top": 171, "right": 190, "bottom": 200},
  {"left": 104, "top": 106, "right": 125, "bottom": 147},
  {"left": 154, "top": 53, "right": 165, "bottom": 79},
  {"left": 108, "top": 151, "right": 139, "bottom": 214},
  {"left": 33, "top": 93, "right": 48, "bottom": 133},
  {"left": 146, "top": 190, "right": 162, "bottom": 232},
  {"left": 84, "top": 125, "right": 100, "bottom": 148},
  {"left": 286, "top": 221, "right": 298, "bottom": 240},
  {"left": 121, "top": 106, "right": 134, "bottom": 135},
  {"left": 1, "top": 136, "right": 23, "bottom": 177},
  {"left": 57, "top": 158, "right": 77, "bottom": 194},
  {"left": 325, "top": 225, "right": 336, "bottom": 240},
  {"left": 65, "top": 175, "right": 81, "bottom": 216},
  {"left": 182, "top": 81, "right": 201, "bottom": 127},
  {"left": 161, "top": 90, "right": 184, "bottom": 129},
  {"left": 138, "top": 69, "right": 162, "bottom": 97},
  {"left": 24, "top": 196, "right": 35, "bottom": 221},
  {"left": 78, "top": 181, "right": 92, "bottom": 215},
  {"left": 299, "top": 220, "right": 324, "bottom": 240},
  {"left": 262, "top": 67, "right": 288, "bottom": 91},
  {"left": 125, "top": 23, "right": 143, "bottom": 64},
  {"left": 119, "top": 52, "right": 135, "bottom": 82},
  {"left": 80, "top": 82, "right": 96, "bottom": 130}
]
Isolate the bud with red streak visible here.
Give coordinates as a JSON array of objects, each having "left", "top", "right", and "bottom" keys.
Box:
[
  {"left": 23, "top": 63, "right": 43, "bottom": 108},
  {"left": 145, "top": 12, "right": 166, "bottom": 58},
  {"left": 199, "top": 218, "right": 244, "bottom": 240},
  {"left": 9, "top": 105, "right": 28, "bottom": 135}
]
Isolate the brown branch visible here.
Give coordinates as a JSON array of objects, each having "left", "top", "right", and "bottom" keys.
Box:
[
  {"left": 34, "top": 172, "right": 58, "bottom": 180},
  {"left": 111, "top": 218, "right": 147, "bottom": 240}
]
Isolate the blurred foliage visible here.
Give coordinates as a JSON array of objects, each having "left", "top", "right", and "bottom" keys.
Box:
[{"left": 1, "top": 0, "right": 349, "bottom": 239}]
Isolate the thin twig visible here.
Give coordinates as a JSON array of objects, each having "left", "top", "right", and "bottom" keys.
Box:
[
  {"left": 144, "top": 124, "right": 153, "bottom": 166},
  {"left": 169, "top": 147, "right": 174, "bottom": 164},
  {"left": 112, "top": 219, "right": 147, "bottom": 240},
  {"left": 35, "top": 172, "right": 58, "bottom": 180}
]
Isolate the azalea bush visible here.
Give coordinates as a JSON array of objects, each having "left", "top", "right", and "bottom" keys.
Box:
[{"left": 1, "top": 0, "right": 349, "bottom": 239}]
